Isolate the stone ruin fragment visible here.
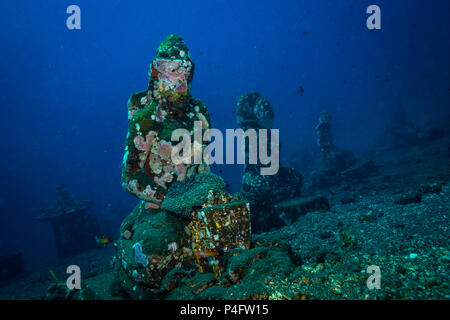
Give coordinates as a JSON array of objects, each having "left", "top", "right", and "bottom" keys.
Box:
[{"left": 39, "top": 185, "right": 100, "bottom": 257}]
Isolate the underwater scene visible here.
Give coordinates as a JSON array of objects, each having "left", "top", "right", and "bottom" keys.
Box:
[{"left": 0, "top": 0, "right": 449, "bottom": 303}]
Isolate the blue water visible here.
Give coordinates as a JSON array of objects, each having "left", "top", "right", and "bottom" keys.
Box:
[{"left": 0, "top": 0, "right": 449, "bottom": 269}]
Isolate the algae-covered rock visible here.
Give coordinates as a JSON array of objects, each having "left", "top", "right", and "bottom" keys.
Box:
[
  {"left": 81, "top": 272, "right": 120, "bottom": 300},
  {"left": 165, "top": 271, "right": 219, "bottom": 300},
  {"left": 113, "top": 203, "right": 195, "bottom": 299},
  {"left": 225, "top": 246, "right": 295, "bottom": 281},
  {"left": 160, "top": 267, "right": 192, "bottom": 293},
  {"left": 162, "top": 172, "right": 226, "bottom": 217},
  {"left": 162, "top": 239, "right": 299, "bottom": 300}
]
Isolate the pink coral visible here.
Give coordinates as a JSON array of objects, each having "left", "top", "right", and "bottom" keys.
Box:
[
  {"left": 123, "top": 230, "right": 133, "bottom": 240},
  {"left": 153, "top": 59, "right": 191, "bottom": 93},
  {"left": 149, "top": 153, "right": 163, "bottom": 174},
  {"left": 144, "top": 202, "right": 160, "bottom": 210},
  {"left": 123, "top": 180, "right": 161, "bottom": 205},
  {"left": 197, "top": 112, "right": 209, "bottom": 129},
  {"left": 154, "top": 171, "right": 174, "bottom": 189},
  {"left": 157, "top": 140, "right": 172, "bottom": 160},
  {"left": 128, "top": 109, "right": 137, "bottom": 120},
  {"left": 142, "top": 185, "right": 160, "bottom": 203},
  {"left": 175, "top": 164, "right": 187, "bottom": 181},
  {"left": 134, "top": 131, "right": 157, "bottom": 152},
  {"left": 124, "top": 179, "right": 140, "bottom": 194},
  {"left": 155, "top": 105, "right": 168, "bottom": 122}
]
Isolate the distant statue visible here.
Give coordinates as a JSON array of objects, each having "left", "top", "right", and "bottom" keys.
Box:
[
  {"left": 236, "top": 92, "right": 303, "bottom": 232},
  {"left": 311, "top": 111, "right": 356, "bottom": 189}
]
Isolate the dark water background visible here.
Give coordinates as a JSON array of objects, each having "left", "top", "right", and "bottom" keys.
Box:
[{"left": 0, "top": 0, "right": 449, "bottom": 269}]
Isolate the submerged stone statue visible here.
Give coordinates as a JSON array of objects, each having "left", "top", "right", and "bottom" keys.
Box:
[
  {"left": 113, "top": 35, "right": 251, "bottom": 299},
  {"left": 311, "top": 111, "right": 356, "bottom": 189},
  {"left": 236, "top": 92, "right": 303, "bottom": 232},
  {"left": 121, "top": 34, "right": 211, "bottom": 210}
]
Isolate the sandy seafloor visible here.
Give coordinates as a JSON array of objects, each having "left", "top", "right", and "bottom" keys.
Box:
[{"left": 0, "top": 134, "right": 448, "bottom": 300}]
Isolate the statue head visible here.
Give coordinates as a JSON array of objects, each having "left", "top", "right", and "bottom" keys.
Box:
[{"left": 148, "top": 34, "right": 194, "bottom": 108}]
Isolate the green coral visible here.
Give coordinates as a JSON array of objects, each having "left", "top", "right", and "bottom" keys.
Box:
[
  {"left": 128, "top": 91, "right": 148, "bottom": 112},
  {"left": 125, "top": 206, "right": 185, "bottom": 254},
  {"left": 162, "top": 172, "right": 226, "bottom": 217},
  {"left": 339, "top": 230, "right": 358, "bottom": 251},
  {"left": 119, "top": 204, "right": 187, "bottom": 256},
  {"left": 161, "top": 242, "right": 298, "bottom": 300},
  {"left": 155, "top": 34, "right": 191, "bottom": 60}
]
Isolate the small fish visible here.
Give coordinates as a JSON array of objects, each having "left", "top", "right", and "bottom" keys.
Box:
[
  {"left": 96, "top": 235, "right": 115, "bottom": 247},
  {"left": 298, "top": 86, "right": 305, "bottom": 96},
  {"left": 195, "top": 248, "right": 221, "bottom": 258}
]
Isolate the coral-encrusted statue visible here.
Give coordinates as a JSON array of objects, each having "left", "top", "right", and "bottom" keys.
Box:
[
  {"left": 121, "top": 34, "right": 211, "bottom": 211},
  {"left": 113, "top": 35, "right": 251, "bottom": 299}
]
